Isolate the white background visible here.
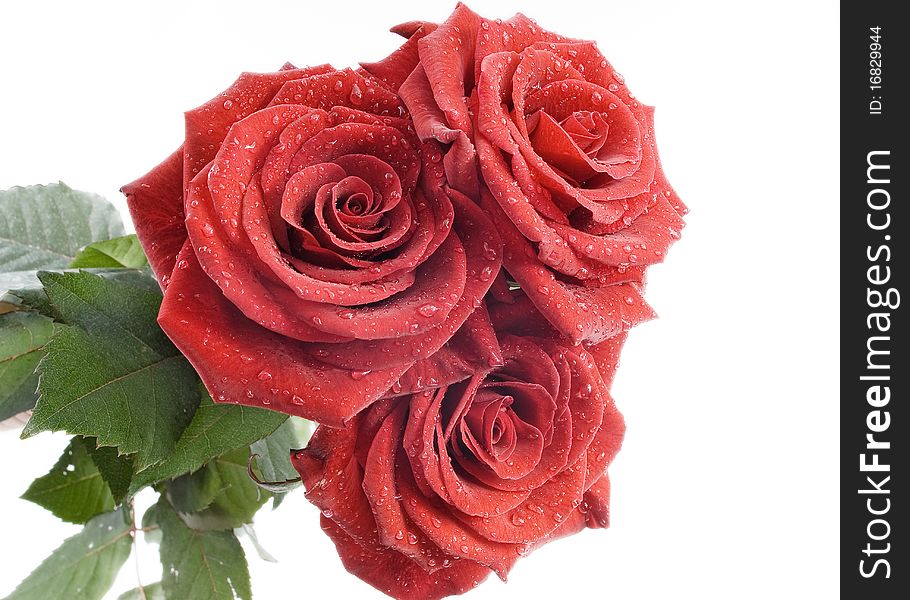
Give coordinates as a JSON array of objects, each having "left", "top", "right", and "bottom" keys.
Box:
[{"left": 0, "top": 1, "right": 839, "bottom": 599}]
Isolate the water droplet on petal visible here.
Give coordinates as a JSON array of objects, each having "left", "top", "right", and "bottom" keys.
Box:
[{"left": 417, "top": 303, "right": 439, "bottom": 318}]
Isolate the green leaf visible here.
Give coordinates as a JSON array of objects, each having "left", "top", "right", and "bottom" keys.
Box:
[
  {"left": 3, "top": 267, "right": 160, "bottom": 320},
  {"left": 250, "top": 417, "right": 307, "bottom": 508},
  {"left": 85, "top": 438, "right": 134, "bottom": 504},
  {"left": 0, "top": 311, "right": 57, "bottom": 420},
  {"left": 2, "top": 508, "right": 132, "bottom": 600},
  {"left": 165, "top": 447, "right": 272, "bottom": 532},
  {"left": 36, "top": 270, "right": 172, "bottom": 353},
  {"left": 0, "top": 183, "right": 124, "bottom": 273},
  {"left": 116, "top": 583, "right": 165, "bottom": 600},
  {"left": 70, "top": 235, "right": 148, "bottom": 269},
  {"left": 141, "top": 504, "right": 163, "bottom": 546},
  {"left": 129, "top": 393, "right": 286, "bottom": 494},
  {"left": 179, "top": 448, "right": 270, "bottom": 530},
  {"left": 168, "top": 469, "right": 222, "bottom": 515},
  {"left": 22, "top": 271, "right": 199, "bottom": 470},
  {"left": 21, "top": 437, "right": 115, "bottom": 524},
  {"left": 156, "top": 500, "right": 252, "bottom": 600}
]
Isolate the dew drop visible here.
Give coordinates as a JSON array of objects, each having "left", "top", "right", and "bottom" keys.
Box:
[{"left": 417, "top": 303, "right": 440, "bottom": 318}]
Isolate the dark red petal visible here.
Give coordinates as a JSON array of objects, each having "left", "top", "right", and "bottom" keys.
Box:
[
  {"left": 270, "top": 69, "right": 403, "bottom": 117},
  {"left": 487, "top": 293, "right": 560, "bottom": 339},
  {"left": 363, "top": 403, "right": 452, "bottom": 572},
  {"left": 477, "top": 136, "right": 599, "bottom": 280},
  {"left": 525, "top": 79, "right": 641, "bottom": 179},
  {"left": 583, "top": 390, "right": 625, "bottom": 489},
  {"left": 390, "top": 21, "right": 434, "bottom": 38},
  {"left": 291, "top": 420, "right": 378, "bottom": 546},
  {"left": 405, "top": 377, "right": 530, "bottom": 518},
  {"left": 320, "top": 517, "right": 491, "bottom": 600},
  {"left": 361, "top": 23, "right": 438, "bottom": 91},
  {"left": 304, "top": 188, "right": 502, "bottom": 369},
  {"left": 158, "top": 243, "right": 410, "bottom": 426},
  {"left": 437, "top": 417, "right": 530, "bottom": 518},
  {"left": 294, "top": 420, "right": 491, "bottom": 599},
  {"left": 122, "top": 148, "right": 185, "bottom": 289},
  {"left": 551, "top": 193, "right": 685, "bottom": 270},
  {"left": 184, "top": 65, "right": 334, "bottom": 184},
  {"left": 473, "top": 10, "right": 570, "bottom": 84},
  {"left": 544, "top": 343, "right": 607, "bottom": 469},
  {"left": 399, "top": 66, "right": 479, "bottom": 196},
  {"left": 391, "top": 304, "right": 503, "bottom": 398},
  {"left": 397, "top": 454, "right": 519, "bottom": 579},
  {"left": 482, "top": 189, "right": 655, "bottom": 344},
  {"left": 583, "top": 475, "right": 612, "bottom": 529},
  {"left": 456, "top": 458, "right": 586, "bottom": 545},
  {"left": 190, "top": 166, "right": 405, "bottom": 340},
  {"left": 588, "top": 331, "right": 627, "bottom": 390},
  {"left": 415, "top": 3, "right": 479, "bottom": 137}
]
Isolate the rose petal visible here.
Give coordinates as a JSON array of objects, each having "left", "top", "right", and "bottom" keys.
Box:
[
  {"left": 583, "top": 390, "right": 625, "bottom": 489},
  {"left": 122, "top": 148, "right": 186, "bottom": 289},
  {"left": 582, "top": 474, "right": 612, "bottom": 529},
  {"left": 303, "top": 188, "right": 502, "bottom": 369},
  {"left": 391, "top": 303, "right": 503, "bottom": 397},
  {"left": 361, "top": 23, "right": 438, "bottom": 91},
  {"left": 184, "top": 65, "right": 334, "bottom": 184},
  {"left": 397, "top": 452, "right": 519, "bottom": 579},
  {"left": 158, "top": 243, "right": 410, "bottom": 426},
  {"left": 482, "top": 188, "right": 656, "bottom": 344},
  {"left": 363, "top": 402, "right": 453, "bottom": 572},
  {"left": 457, "top": 458, "right": 586, "bottom": 544},
  {"left": 270, "top": 69, "right": 403, "bottom": 117},
  {"left": 320, "top": 518, "right": 491, "bottom": 600}
]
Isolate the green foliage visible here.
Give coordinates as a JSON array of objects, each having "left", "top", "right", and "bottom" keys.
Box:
[
  {"left": 1, "top": 508, "right": 132, "bottom": 600},
  {"left": 0, "top": 182, "right": 315, "bottom": 599},
  {"left": 22, "top": 271, "right": 200, "bottom": 470},
  {"left": 177, "top": 448, "right": 271, "bottom": 531},
  {"left": 0, "top": 311, "right": 57, "bottom": 420},
  {"left": 21, "top": 437, "right": 114, "bottom": 524},
  {"left": 116, "top": 583, "right": 165, "bottom": 600},
  {"left": 250, "top": 417, "right": 308, "bottom": 508},
  {"left": 85, "top": 438, "right": 135, "bottom": 504},
  {"left": 129, "top": 393, "right": 287, "bottom": 493},
  {"left": 70, "top": 235, "right": 149, "bottom": 269},
  {"left": 0, "top": 183, "right": 124, "bottom": 273},
  {"left": 156, "top": 500, "right": 253, "bottom": 600}
]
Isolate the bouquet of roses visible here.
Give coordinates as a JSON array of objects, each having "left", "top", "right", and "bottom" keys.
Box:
[{"left": 0, "top": 4, "right": 685, "bottom": 599}]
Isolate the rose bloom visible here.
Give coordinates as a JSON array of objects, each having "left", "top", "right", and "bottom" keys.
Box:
[
  {"left": 292, "top": 295, "right": 626, "bottom": 599},
  {"left": 123, "top": 65, "right": 502, "bottom": 425},
  {"left": 365, "top": 4, "right": 687, "bottom": 345}
]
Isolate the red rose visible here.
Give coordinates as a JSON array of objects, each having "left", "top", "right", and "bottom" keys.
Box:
[
  {"left": 365, "top": 4, "right": 687, "bottom": 345},
  {"left": 291, "top": 303, "right": 626, "bottom": 599},
  {"left": 122, "top": 65, "right": 502, "bottom": 425}
]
